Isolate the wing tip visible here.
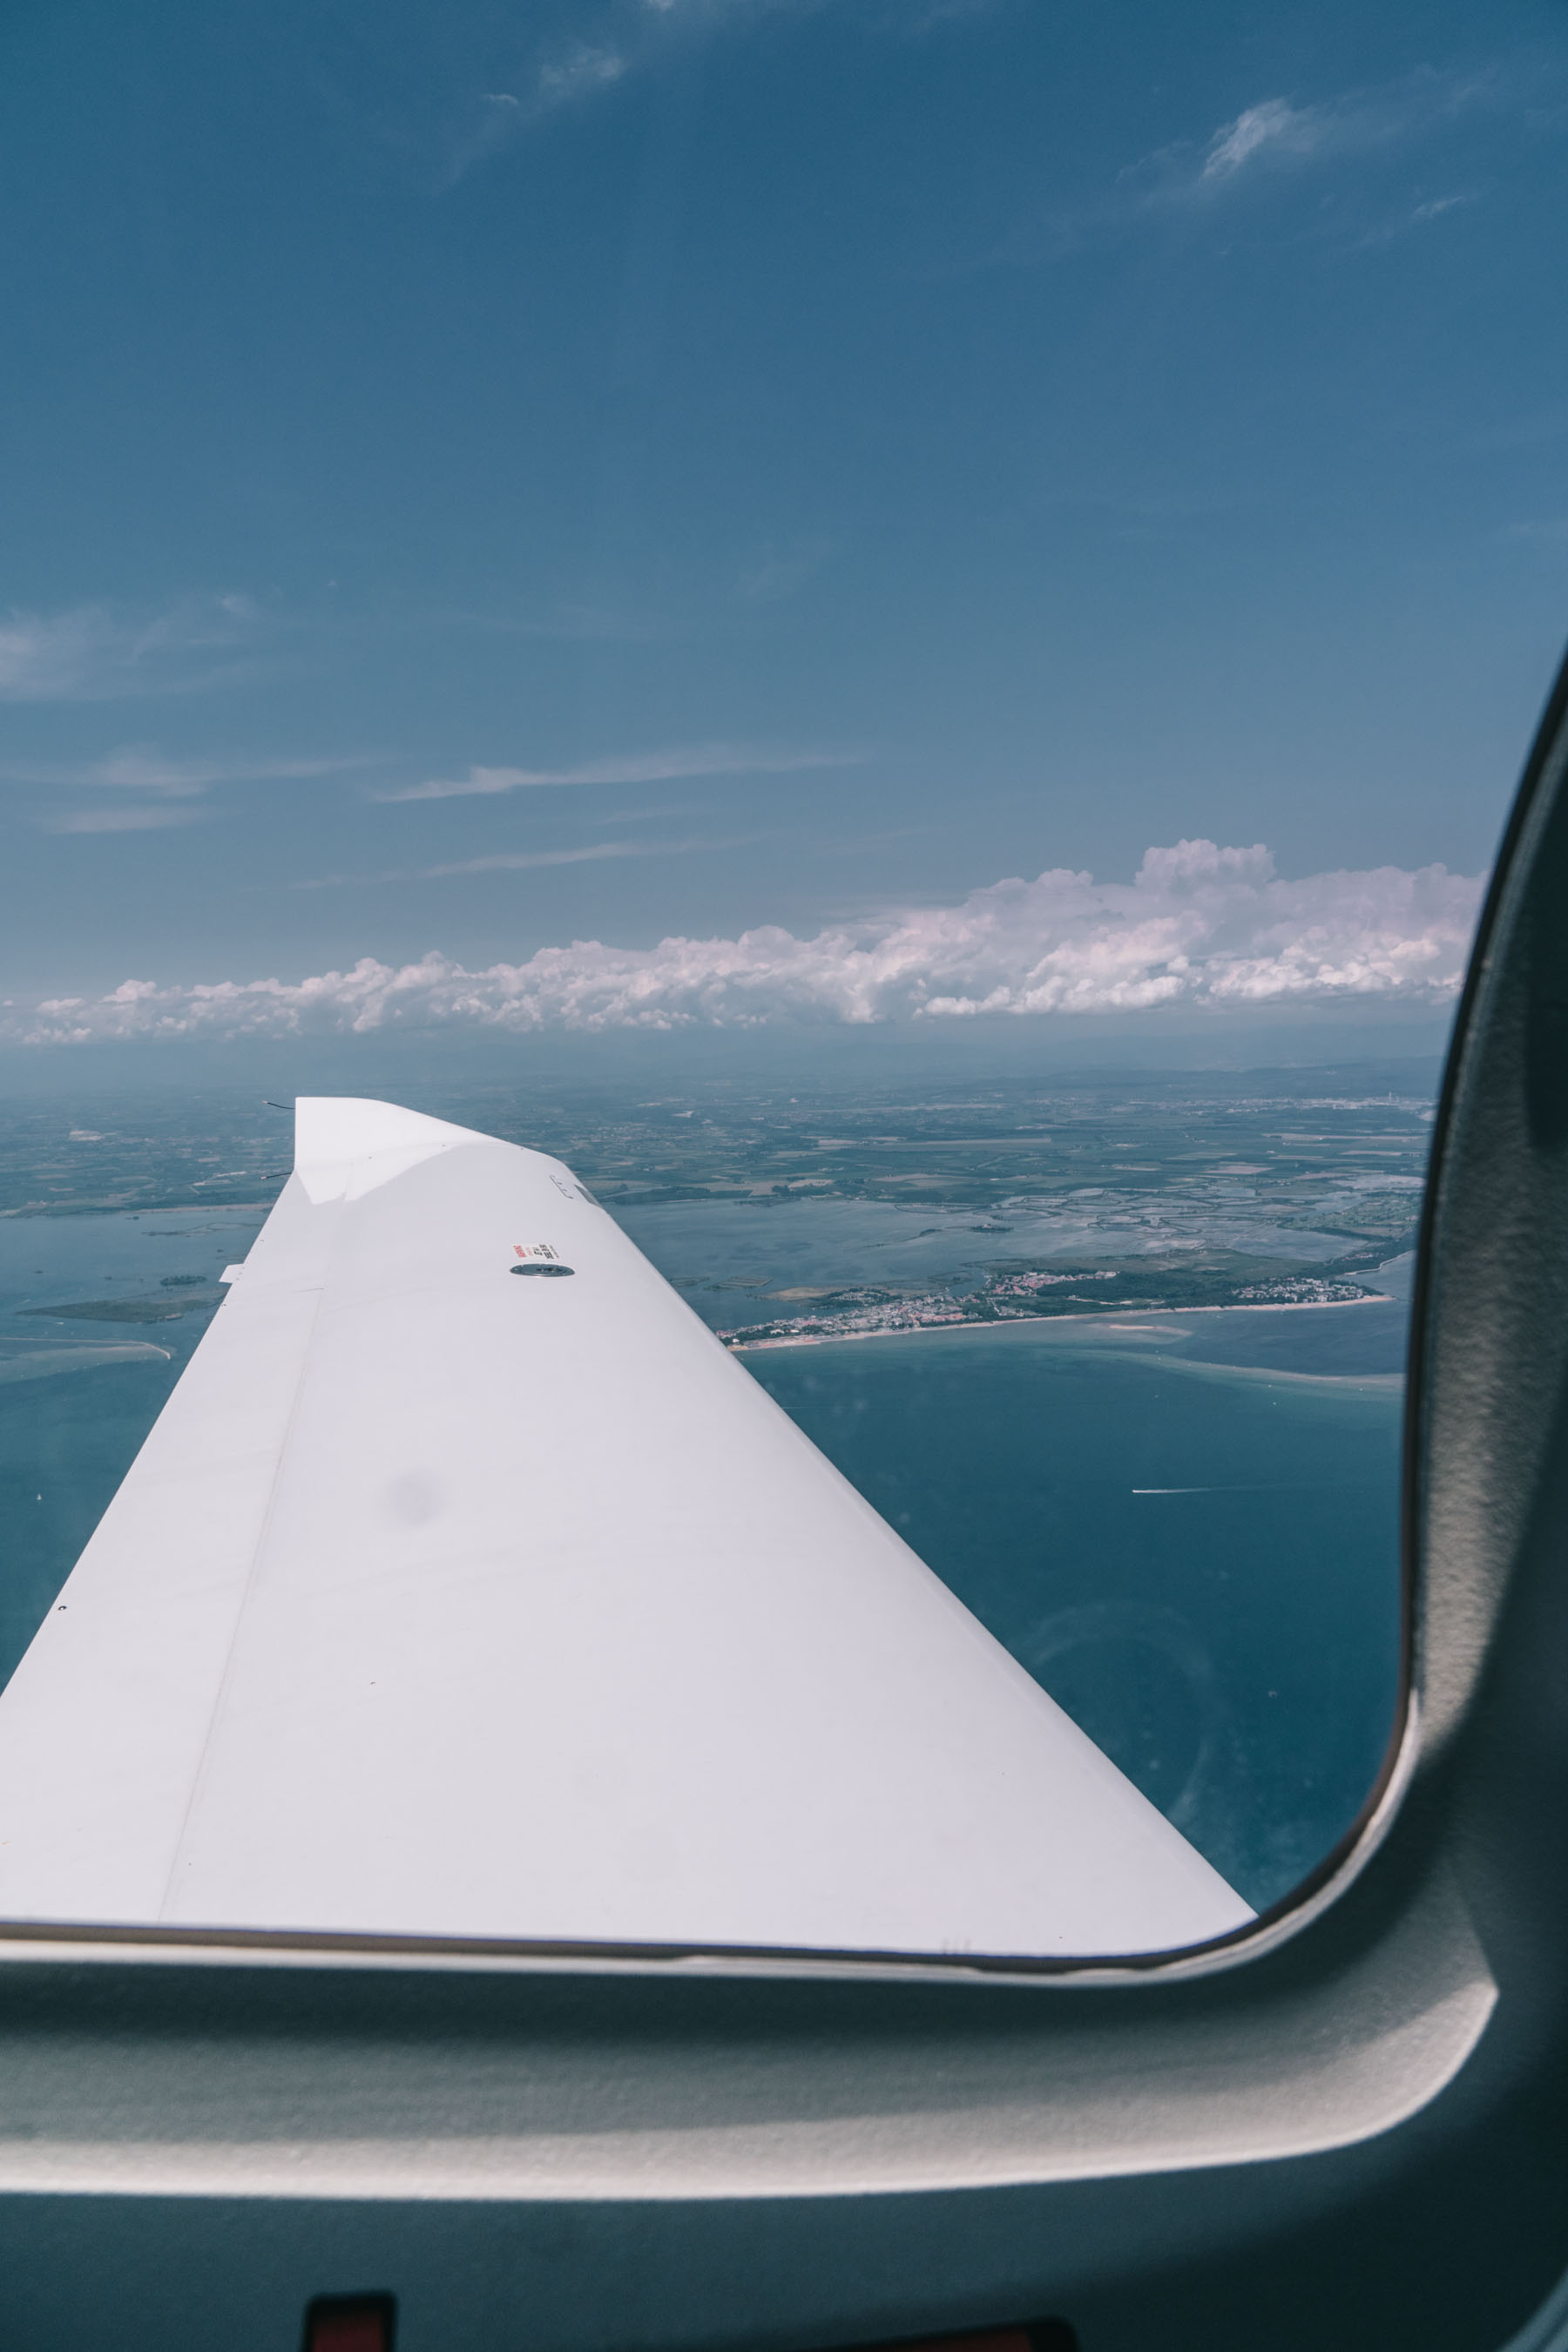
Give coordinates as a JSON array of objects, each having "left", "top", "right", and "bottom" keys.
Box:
[{"left": 293, "top": 1096, "right": 490, "bottom": 1200}]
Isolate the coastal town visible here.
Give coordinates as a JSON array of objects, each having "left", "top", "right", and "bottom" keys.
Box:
[{"left": 717, "top": 1266, "right": 1389, "bottom": 1349}]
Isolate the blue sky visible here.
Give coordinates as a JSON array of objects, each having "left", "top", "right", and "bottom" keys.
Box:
[{"left": 2, "top": 0, "right": 1566, "bottom": 1042}]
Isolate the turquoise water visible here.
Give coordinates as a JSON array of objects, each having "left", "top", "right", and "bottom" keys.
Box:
[
  {"left": 0, "top": 1208, "right": 265, "bottom": 1686},
  {"left": 750, "top": 1316, "right": 1404, "bottom": 1912}
]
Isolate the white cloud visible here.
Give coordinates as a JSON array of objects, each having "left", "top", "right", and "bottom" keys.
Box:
[
  {"left": 0, "top": 610, "right": 112, "bottom": 701},
  {"left": 6, "top": 743, "right": 375, "bottom": 837},
  {"left": 737, "top": 537, "right": 838, "bottom": 603},
  {"left": 6, "top": 746, "right": 374, "bottom": 804},
  {"left": 295, "top": 839, "right": 686, "bottom": 889},
  {"left": 537, "top": 44, "right": 629, "bottom": 110},
  {"left": 443, "top": 39, "right": 631, "bottom": 179},
  {"left": 7, "top": 840, "right": 1485, "bottom": 1044},
  {"left": 1409, "top": 193, "right": 1475, "bottom": 223},
  {"left": 1357, "top": 188, "right": 1481, "bottom": 248},
  {"left": 443, "top": 0, "right": 855, "bottom": 183},
  {"left": 423, "top": 841, "right": 679, "bottom": 879},
  {"left": 1201, "top": 98, "right": 1320, "bottom": 179},
  {"left": 0, "top": 598, "right": 261, "bottom": 704},
  {"left": 1128, "top": 64, "right": 1503, "bottom": 212},
  {"left": 375, "top": 743, "right": 860, "bottom": 802},
  {"left": 43, "top": 805, "right": 206, "bottom": 835},
  {"left": 78, "top": 749, "right": 231, "bottom": 797}
]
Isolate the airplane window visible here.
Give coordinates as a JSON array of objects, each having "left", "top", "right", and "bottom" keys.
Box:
[{"left": 0, "top": 0, "right": 1562, "bottom": 1959}]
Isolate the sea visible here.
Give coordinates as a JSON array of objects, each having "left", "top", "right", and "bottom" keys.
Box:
[
  {"left": 0, "top": 1203, "right": 1407, "bottom": 1920},
  {"left": 748, "top": 1300, "right": 1404, "bottom": 1912}
]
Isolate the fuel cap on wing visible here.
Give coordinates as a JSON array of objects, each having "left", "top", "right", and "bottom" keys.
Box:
[{"left": 511, "top": 1244, "right": 575, "bottom": 1277}]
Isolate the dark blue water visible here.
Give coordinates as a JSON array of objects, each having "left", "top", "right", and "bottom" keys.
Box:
[{"left": 749, "top": 1308, "right": 1405, "bottom": 1912}]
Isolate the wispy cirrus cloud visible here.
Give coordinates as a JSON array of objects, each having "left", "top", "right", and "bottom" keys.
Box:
[
  {"left": 7, "top": 743, "right": 377, "bottom": 835},
  {"left": 985, "top": 57, "right": 1514, "bottom": 271},
  {"left": 1139, "top": 64, "right": 1504, "bottom": 207},
  {"left": 443, "top": 0, "right": 919, "bottom": 183},
  {"left": 537, "top": 43, "right": 629, "bottom": 109},
  {"left": 1501, "top": 517, "right": 1568, "bottom": 544},
  {"left": 9, "top": 746, "right": 375, "bottom": 801},
  {"left": 1356, "top": 187, "right": 1482, "bottom": 249},
  {"left": 44, "top": 805, "right": 207, "bottom": 836},
  {"left": 1409, "top": 191, "right": 1477, "bottom": 224},
  {"left": 415, "top": 0, "right": 1010, "bottom": 188},
  {"left": 1200, "top": 97, "right": 1323, "bottom": 179},
  {"left": 442, "top": 30, "right": 637, "bottom": 179},
  {"left": 441, "top": 68, "right": 625, "bottom": 183},
  {"left": 0, "top": 598, "right": 264, "bottom": 704},
  {"left": 10, "top": 839, "right": 1485, "bottom": 1044},
  {"left": 737, "top": 536, "right": 838, "bottom": 604},
  {"left": 425, "top": 841, "right": 659, "bottom": 879},
  {"left": 374, "top": 742, "right": 862, "bottom": 803},
  {"left": 294, "top": 837, "right": 693, "bottom": 889}
]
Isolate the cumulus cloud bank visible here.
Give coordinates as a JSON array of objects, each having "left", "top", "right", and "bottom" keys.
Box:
[{"left": 11, "top": 841, "right": 1484, "bottom": 1045}]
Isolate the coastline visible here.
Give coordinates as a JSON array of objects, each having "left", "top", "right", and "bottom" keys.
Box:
[{"left": 727, "top": 1289, "right": 1397, "bottom": 1355}]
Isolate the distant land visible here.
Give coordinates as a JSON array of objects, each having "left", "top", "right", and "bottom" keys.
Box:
[{"left": 0, "top": 1061, "right": 1433, "bottom": 1348}]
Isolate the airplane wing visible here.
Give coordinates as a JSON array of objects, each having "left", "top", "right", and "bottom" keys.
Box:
[{"left": 0, "top": 1098, "right": 1250, "bottom": 1956}]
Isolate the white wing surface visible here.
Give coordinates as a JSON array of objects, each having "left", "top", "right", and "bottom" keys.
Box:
[{"left": 0, "top": 1098, "right": 1251, "bottom": 1955}]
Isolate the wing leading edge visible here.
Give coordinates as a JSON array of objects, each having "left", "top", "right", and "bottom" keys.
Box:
[{"left": 0, "top": 1097, "right": 1250, "bottom": 1955}]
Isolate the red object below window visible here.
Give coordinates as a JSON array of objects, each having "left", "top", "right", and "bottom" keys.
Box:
[
  {"left": 884, "top": 2336, "right": 1031, "bottom": 2352},
  {"left": 302, "top": 2295, "right": 395, "bottom": 2352}
]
